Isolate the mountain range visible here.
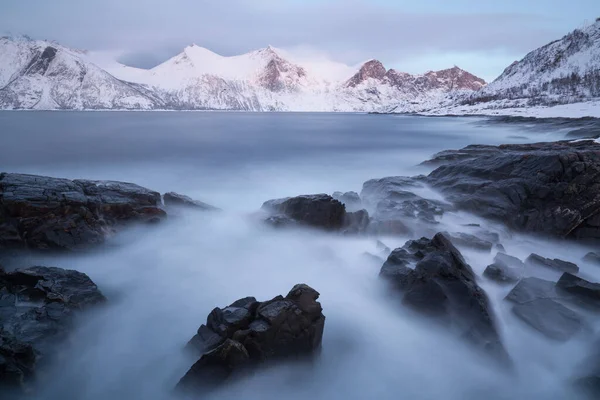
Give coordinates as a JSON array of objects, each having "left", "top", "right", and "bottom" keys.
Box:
[{"left": 0, "top": 19, "right": 598, "bottom": 114}]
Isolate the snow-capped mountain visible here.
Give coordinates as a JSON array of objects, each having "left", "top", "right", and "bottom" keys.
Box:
[
  {"left": 0, "top": 36, "right": 486, "bottom": 111},
  {"left": 0, "top": 36, "right": 157, "bottom": 110}
]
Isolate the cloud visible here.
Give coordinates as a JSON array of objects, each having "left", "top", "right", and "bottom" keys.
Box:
[{"left": 0, "top": 0, "right": 573, "bottom": 78}]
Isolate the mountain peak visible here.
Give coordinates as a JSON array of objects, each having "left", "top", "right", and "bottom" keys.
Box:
[{"left": 346, "top": 59, "right": 387, "bottom": 88}]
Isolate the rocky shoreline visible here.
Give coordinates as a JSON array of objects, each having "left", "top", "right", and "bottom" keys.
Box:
[{"left": 1, "top": 137, "right": 600, "bottom": 397}]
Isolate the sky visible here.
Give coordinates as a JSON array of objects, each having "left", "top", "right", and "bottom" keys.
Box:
[{"left": 0, "top": 0, "right": 598, "bottom": 81}]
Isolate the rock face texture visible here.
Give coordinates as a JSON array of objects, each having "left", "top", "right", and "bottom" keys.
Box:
[
  {"left": 0, "top": 173, "right": 165, "bottom": 251},
  {"left": 426, "top": 140, "right": 600, "bottom": 240},
  {"left": 178, "top": 284, "right": 325, "bottom": 392},
  {"left": 262, "top": 194, "right": 346, "bottom": 231},
  {"left": 0, "top": 266, "right": 105, "bottom": 390},
  {"left": 379, "top": 233, "right": 508, "bottom": 363}
]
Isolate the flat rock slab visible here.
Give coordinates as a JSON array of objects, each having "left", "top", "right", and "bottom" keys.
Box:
[
  {"left": 512, "top": 298, "right": 584, "bottom": 341},
  {"left": 525, "top": 254, "right": 579, "bottom": 274},
  {"left": 557, "top": 273, "right": 600, "bottom": 302},
  {"left": 446, "top": 232, "right": 493, "bottom": 252}
]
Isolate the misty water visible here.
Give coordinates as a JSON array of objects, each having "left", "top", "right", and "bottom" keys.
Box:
[{"left": 1, "top": 112, "right": 599, "bottom": 399}]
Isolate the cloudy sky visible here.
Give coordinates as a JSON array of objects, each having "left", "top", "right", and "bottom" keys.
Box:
[{"left": 1, "top": 0, "right": 597, "bottom": 81}]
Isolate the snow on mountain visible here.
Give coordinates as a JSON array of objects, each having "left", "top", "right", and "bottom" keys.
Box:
[
  {"left": 459, "top": 20, "right": 600, "bottom": 109},
  {"left": 0, "top": 36, "right": 156, "bottom": 110}
]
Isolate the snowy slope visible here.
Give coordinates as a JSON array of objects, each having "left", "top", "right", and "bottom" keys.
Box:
[
  {"left": 0, "top": 36, "right": 156, "bottom": 110},
  {"left": 461, "top": 20, "right": 600, "bottom": 108}
]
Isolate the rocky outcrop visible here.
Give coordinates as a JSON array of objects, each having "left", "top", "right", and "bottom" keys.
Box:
[
  {"left": 261, "top": 194, "right": 346, "bottom": 231},
  {"left": 0, "top": 266, "right": 105, "bottom": 390},
  {"left": 445, "top": 232, "right": 493, "bottom": 252},
  {"left": 177, "top": 284, "right": 325, "bottom": 392},
  {"left": 426, "top": 140, "right": 600, "bottom": 240},
  {"left": 331, "top": 191, "right": 361, "bottom": 211},
  {"left": 379, "top": 233, "right": 508, "bottom": 363},
  {"left": 525, "top": 254, "right": 579, "bottom": 274},
  {"left": 0, "top": 173, "right": 165, "bottom": 251},
  {"left": 346, "top": 60, "right": 387, "bottom": 88},
  {"left": 163, "top": 192, "right": 218, "bottom": 211}
]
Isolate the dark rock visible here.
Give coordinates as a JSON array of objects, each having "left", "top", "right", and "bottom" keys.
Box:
[
  {"left": 583, "top": 252, "right": 600, "bottom": 265},
  {"left": 262, "top": 194, "right": 345, "bottom": 231},
  {"left": 177, "top": 284, "right": 325, "bottom": 392},
  {"left": 446, "top": 232, "right": 493, "bottom": 252},
  {"left": 525, "top": 254, "right": 579, "bottom": 274},
  {"left": 342, "top": 209, "right": 370, "bottom": 234},
  {"left": 505, "top": 277, "right": 584, "bottom": 341},
  {"left": 379, "top": 233, "right": 508, "bottom": 363},
  {"left": 0, "top": 173, "right": 165, "bottom": 251},
  {"left": 494, "top": 252, "right": 525, "bottom": 269},
  {"left": 425, "top": 140, "right": 600, "bottom": 240},
  {"left": 0, "top": 266, "right": 105, "bottom": 390},
  {"left": 512, "top": 299, "right": 584, "bottom": 341},
  {"left": 557, "top": 273, "right": 600, "bottom": 302},
  {"left": 263, "top": 215, "right": 298, "bottom": 229},
  {"left": 332, "top": 191, "right": 361, "bottom": 211},
  {"left": 483, "top": 263, "right": 520, "bottom": 283},
  {"left": 163, "top": 192, "right": 218, "bottom": 211}
]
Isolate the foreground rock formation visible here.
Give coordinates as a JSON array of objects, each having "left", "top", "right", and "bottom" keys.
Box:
[
  {"left": 379, "top": 233, "right": 509, "bottom": 364},
  {"left": 425, "top": 140, "right": 600, "bottom": 240},
  {"left": 0, "top": 173, "right": 166, "bottom": 251},
  {"left": 178, "top": 284, "right": 325, "bottom": 393},
  {"left": 0, "top": 266, "right": 105, "bottom": 390}
]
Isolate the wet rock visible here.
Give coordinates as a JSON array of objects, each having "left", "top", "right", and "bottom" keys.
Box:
[
  {"left": 163, "top": 192, "right": 218, "bottom": 211},
  {"left": 425, "top": 140, "right": 600, "bottom": 240},
  {"left": 525, "top": 254, "right": 579, "bottom": 274},
  {"left": 483, "top": 263, "right": 520, "bottom": 284},
  {"left": 557, "top": 273, "right": 600, "bottom": 302},
  {"left": 0, "top": 266, "right": 105, "bottom": 390},
  {"left": 446, "top": 232, "right": 493, "bottom": 252},
  {"left": 379, "top": 233, "right": 508, "bottom": 363},
  {"left": 583, "top": 252, "right": 600, "bottom": 265},
  {"left": 342, "top": 209, "right": 370, "bottom": 234},
  {"left": 0, "top": 173, "right": 165, "bottom": 251},
  {"left": 332, "top": 191, "right": 361, "bottom": 211},
  {"left": 505, "top": 277, "right": 584, "bottom": 341},
  {"left": 262, "top": 194, "right": 345, "bottom": 231},
  {"left": 177, "top": 284, "right": 325, "bottom": 392}
]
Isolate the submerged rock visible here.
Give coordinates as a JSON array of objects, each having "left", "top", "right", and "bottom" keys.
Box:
[
  {"left": 484, "top": 253, "right": 524, "bottom": 283},
  {"left": 262, "top": 194, "right": 345, "bottom": 231},
  {"left": 379, "top": 233, "right": 508, "bottom": 363},
  {"left": 163, "top": 192, "right": 218, "bottom": 211},
  {"left": 342, "top": 209, "right": 370, "bottom": 234},
  {"left": 178, "top": 284, "right": 325, "bottom": 392},
  {"left": 583, "top": 252, "right": 600, "bottom": 266},
  {"left": 505, "top": 277, "right": 584, "bottom": 341},
  {"left": 0, "top": 266, "right": 105, "bottom": 390},
  {"left": 557, "top": 273, "right": 600, "bottom": 302},
  {"left": 525, "top": 254, "right": 579, "bottom": 274},
  {"left": 0, "top": 173, "right": 165, "bottom": 251},
  {"left": 425, "top": 140, "right": 600, "bottom": 240}
]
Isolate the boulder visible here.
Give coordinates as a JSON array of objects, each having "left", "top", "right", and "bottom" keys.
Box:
[
  {"left": 583, "top": 252, "right": 600, "bottom": 265},
  {"left": 0, "top": 266, "right": 105, "bottom": 390},
  {"left": 379, "top": 233, "right": 508, "bottom": 363},
  {"left": 0, "top": 173, "right": 165, "bottom": 251},
  {"left": 163, "top": 192, "right": 218, "bottom": 211},
  {"left": 525, "top": 254, "right": 579, "bottom": 274},
  {"left": 557, "top": 273, "right": 600, "bottom": 302},
  {"left": 445, "top": 232, "right": 493, "bottom": 252},
  {"left": 494, "top": 253, "right": 525, "bottom": 269},
  {"left": 342, "top": 209, "right": 370, "bottom": 234},
  {"left": 177, "top": 284, "right": 325, "bottom": 392},
  {"left": 425, "top": 140, "right": 600, "bottom": 240},
  {"left": 505, "top": 277, "right": 584, "bottom": 341},
  {"left": 262, "top": 194, "right": 345, "bottom": 231},
  {"left": 483, "top": 263, "right": 520, "bottom": 284}
]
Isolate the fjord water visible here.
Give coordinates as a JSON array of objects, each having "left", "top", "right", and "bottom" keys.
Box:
[{"left": 1, "top": 112, "right": 598, "bottom": 399}]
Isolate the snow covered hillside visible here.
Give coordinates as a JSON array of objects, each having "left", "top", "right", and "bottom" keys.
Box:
[{"left": 0, "top": 36, "right": 485, "bottom": 111}]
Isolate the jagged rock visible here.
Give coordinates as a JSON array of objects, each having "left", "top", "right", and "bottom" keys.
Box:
[
  {"left": 446, "top": 232, "right": 493, "bottom": 252},
  {"left": 332, "top": 191, "right": 361, "bottom": 211},
  {"left": 379, "top": 233, "right": 508, "bottom": 363},
  {"left": 0, "top": 173, "right": 165, "bottom": 251},
  {"left": 163, "top": 192, "right": 218, "bottom": 211},
  {"left": 525, "top": 254, "right": 579, "bottom": 274},
  {"left": 583, "top": 252, "right": 600, "bottom": 265},
  {"left": 177, "top": 284, "right": 325, "bottom": 392},
  {"left": 557, "top": 273, "right": 600, "bottom": 302},
  {"left": 261, "top": 194, "right": 345, "bottom": 231},
  {"left": 505, "top": 277, "right": 584, "bottom": 341},
  {"left": 425, "top": 140, "right": 600, "bottom": 240},
  {"left": 342, "top": 209, "right": 370, "bottom": 234},
  {"left": 0, "top": 266, "right": 105, "bottom": 390}
]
